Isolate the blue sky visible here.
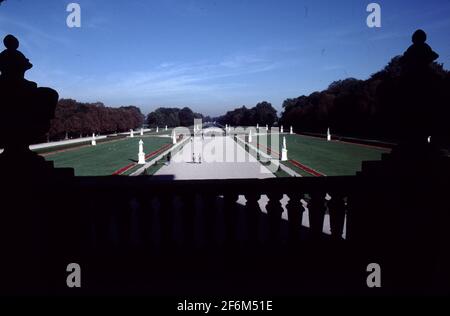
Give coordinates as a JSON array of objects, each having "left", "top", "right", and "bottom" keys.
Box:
[{"left": 1, "top": 0, "right": 450, "bottom": 116}]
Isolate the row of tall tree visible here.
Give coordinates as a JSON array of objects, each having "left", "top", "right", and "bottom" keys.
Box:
[
  {"left": 48, "top": 99, "right": 144, "bottom": 140},
  {"left": 216, "top": 101, "right": 278, "bottom": 127},
  {"left": 146, "top": 102, "right": 279, "bottom": 128},
  {"left": 279, "top": 56, "right": 450, "bottom": 143},
  {"left": 146, "top": 107, "right": 207, "bottom": 127}
]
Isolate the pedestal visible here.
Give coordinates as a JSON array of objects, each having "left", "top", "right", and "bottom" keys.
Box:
[
  {"left": 138, "top": 152, "right": 146, "bottom": 164},
  {"left": 281, "top": 148, "right": 288, "bottom": 161}
]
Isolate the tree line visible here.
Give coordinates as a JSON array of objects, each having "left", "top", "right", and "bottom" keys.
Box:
[
  {"left": 146, "top": 107, "right": 208, "bottom": 128},
  {"left": 279, "top": 56, "right": 450, "bottom": 144},
  {"left": 215, "top": 101, "right": 278, "bottom": 127},
  {"left": 48, "top": 99, "right": 144, "bottom": 140},
  {"left": 146, "top": 102, "right": 279, "bottom": 128},
  {"left": 208, "top": 51, "right": 450, "bottom": 146}
]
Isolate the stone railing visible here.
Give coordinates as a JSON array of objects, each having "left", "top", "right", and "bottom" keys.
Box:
[
  {"left": 1, "top": 151, "right": 449, "bottom": 295},
  {"left": 61, "top": 175, "right": 354, "bottom": 249}
]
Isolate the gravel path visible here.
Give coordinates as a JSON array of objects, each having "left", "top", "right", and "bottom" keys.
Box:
[{"left": 154, "top": 132, "right": 275, "bottom": 180}]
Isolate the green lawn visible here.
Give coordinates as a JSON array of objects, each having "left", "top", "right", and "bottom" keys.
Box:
[
  {"left": 235, "top": 135, "right": 293, "bottom": 178},
  {"left": 43, "top": 136, "right": 171, "bottom": 176},
  {"left": 43, "top": 129, "right": 389, "bottom": 177},
  {"left": 249, "top": 133, "right": 390, "bottom": 176},
  {"left": 33, "top": 135, "right": 127, "bottom": 155}
]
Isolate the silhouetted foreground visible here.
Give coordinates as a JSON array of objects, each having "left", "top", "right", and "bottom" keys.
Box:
[
  {"left": 281, "top": 30, "right": 450, "bottom": 146},
  {"left": 0, "top": 35, "right": 71, "bottom": 176},
  {"left": 1, "top": 34, "right": 449, "bottom": 296}
]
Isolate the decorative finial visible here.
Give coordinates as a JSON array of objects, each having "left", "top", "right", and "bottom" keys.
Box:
[
  {"left": 4, "top": 34, "right": 19, "bottom": 50},
  {"left": 412, "top": 29, "right": 426, "bottom": 44},
  {"left": 0, "top": 34, "right": 33, "bottom": 74}
]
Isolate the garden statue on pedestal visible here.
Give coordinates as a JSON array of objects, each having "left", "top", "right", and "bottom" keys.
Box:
[
  {"left": 377, "top": 29, "right": 445, "bottom": 156},
  {"left": 361, "top": 30, "right": 449, "bottom": 175},
  {"left": 0, "top": 35, "right": 61, "bottom": 174}
]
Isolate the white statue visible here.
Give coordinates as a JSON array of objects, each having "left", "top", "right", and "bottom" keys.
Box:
[
  {"left": 140, "top": 128, "right": 144, "bottom": 136},
  {"left": 91, "top": 133, "right": 96, "bottom": 146},
  {"left": 290, "top": 126, "right": 293, "bottom": 134},
  {"left": 172, "top": 131, "right": 177, "bottom": 144},
  {"left": 281, "top": 136, "right": 288, "bottom": 161},
  {"left": 327, "top": 128, "right": 331, "bottom": 141},
  {"left": 156, "top": 126, "right": 159, "bottom": 133},
  {"left": 280, "top": 125, "right": 284, "bottom": 133},
  {"left": 138, "top": 139, "right": 146, "bottom": 164},
  {"left": 130, "top": 129, "right": 134, "bottom": 138}
]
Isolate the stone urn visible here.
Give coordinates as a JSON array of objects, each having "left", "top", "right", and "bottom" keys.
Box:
[{"left": 0, "top": 35, "right": 59, "bottom": 171}]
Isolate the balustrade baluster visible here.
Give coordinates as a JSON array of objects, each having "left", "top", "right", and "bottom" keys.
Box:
[
  {"left": 135, "top": 192, "right": 153, "bottom": 247},
  {"left": 308, "top": 192, "right": 326, "bottom": 238},
  {"left": 223, "top": 193, "right": 239, "bottom": 246},
  {"left": 92, "top": 191, "right": 111, "bottom": 248},
  {"left": 115, "top": 192, "right": 133, "bottom": 247},
  {"left": 286, "top": 192, "right": 304, "bottom": 244},
  {"left": 202, "top": 193, "right": 217, "bottom": 247},
  {"left": 158, "top": 194, "right": 173, "bottom": 249},
  {"left": 245, "top": 193, "right": 260, "bottom": 244},
  {"left": 328, "top": 192, "right": 347, "bottom": 240},
  {"left": 266, "top": 192, "right": 284, "bottom": 243},
  {"left": 181, "top": 193, "right": 196, "bottom": 248}
]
